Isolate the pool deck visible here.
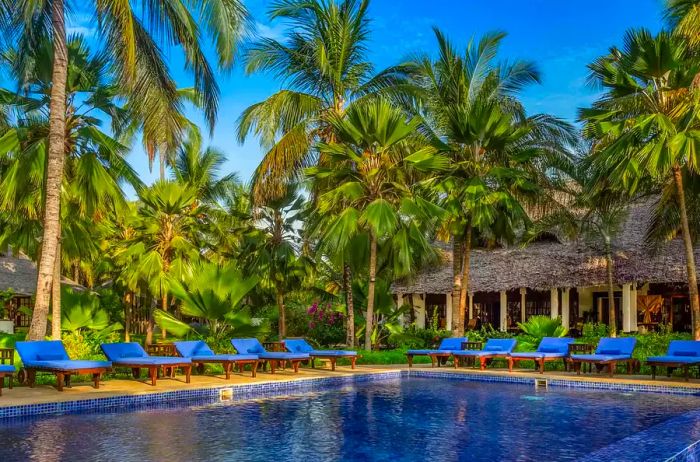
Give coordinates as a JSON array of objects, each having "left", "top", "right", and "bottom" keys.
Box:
[{"left": 1, "top": 363, "right": 700, "bottom": 409}]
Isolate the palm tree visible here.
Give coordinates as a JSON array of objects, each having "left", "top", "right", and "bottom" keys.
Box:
[
  {"left": 309, "top": 99, "right": 445, "bottom": 349},
  {"left": 580, "top": 28, "right": 700, "bottom": 339},
  {"left": 392, "top": 29, "right": 575, "bottom": 335},
  {"left": 0, "top": 35, "right": 140, "bottom": 338},
  {"left": 116, "top": 181, "right": 203, "bottom": 343},
  {"left": 241, "top": 186, "right": 310, "bottom": 338},
  {"left": 2, "top": 0, "right": 249, "bottom": 340},
  {"left": 527, "top": 161, "right": 629, "bottom": 336}
]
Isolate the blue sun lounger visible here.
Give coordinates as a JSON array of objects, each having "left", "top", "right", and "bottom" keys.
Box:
[
  {"left": 101, "top": 342, "right": 192, "bottom": 386},
  {"left": 174, "top": 340, "right": 260, "bottom": 378},
  {"left": 231, "top": 338, "right": 308, "bottom": 373},
  {"left": 452, "top": 338, "right": 517, "bottom": 370},
  {"left": 15, "top": 340, "right": 112, "bottom": 391},
  {"left": 0, "top": 348, "right": 15, "bottom": 396},
  {"left": 507, "top": 337, "right": 575, "bottom": 374},
  {"left": 406, "top": 337, "right": 467, "bottom": 367},
  {"left": 646, "top": 340, "right": 700, "bottom": 381},
  {"left": 569, "top": 337, "right": 637, "bottom": 377},
  {"left": 284, "top": 338, "right": 357, "bottom": 371}
]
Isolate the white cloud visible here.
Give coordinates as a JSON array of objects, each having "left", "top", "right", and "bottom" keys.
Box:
[{"left": 255, "top": 21, "right": 287, "bottom": 41}]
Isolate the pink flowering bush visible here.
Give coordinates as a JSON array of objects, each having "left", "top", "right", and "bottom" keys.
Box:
[{"left": 306, "top": 301, "right": 346, "bottom": 346}]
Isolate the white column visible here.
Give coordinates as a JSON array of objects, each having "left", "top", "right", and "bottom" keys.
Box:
[
  {"left": 499, "top": 290, "right": 508, "bottom": 331},
  {"left": 622, "top": 283, "right": 632, "bottom": 332},
  {"left": 445, "top": 293, "right": 453, "bottom": 331},
  {"left": 519, "top": 288, "right": 526, "bottom": 323},
  {"left": 397, "top": 293, "right": 404, "bottom": 326},
  {"left": 468, "top": 292, "right": 474, "bottom": 320},
  {"left": 550, "top": 288, "right": 559, "bottom": 319},
  {"left": 630, "top": 283, "right": 638, "bottom": 332},
  {"left": 561, "top": 288, "right": 570, "bottom": 328}
]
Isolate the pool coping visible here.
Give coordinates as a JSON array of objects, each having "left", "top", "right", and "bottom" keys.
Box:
[{"left": 2, "top": 369, "right": 700, "bottom": 461}]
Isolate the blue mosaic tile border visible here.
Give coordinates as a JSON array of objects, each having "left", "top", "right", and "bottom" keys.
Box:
[
  {"left": 407, "top": 369, "right": 700, "bottom": 395},
  {"left": 0, "top": 371, "right": 403, "bottom": 420}
]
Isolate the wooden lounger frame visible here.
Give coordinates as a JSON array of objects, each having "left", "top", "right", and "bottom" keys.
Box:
[
  {"left": 24, "top": 366, "right": 111, "bottom": 391},
  {"left": 263, "top": 358, "right": 305, "bottom": 374},
  {"left": 193, "top": 358, "right": 260, "bottom": 378},
  {"left": 308, "top": 355, "right": 357, "bottom": 371},
  {"left": 0, "top": 348, "right": 14, "bottom": 395},
  {"left": 508, "top": 355, "right": 568, "bottom": 374},
  {"left": 647, "top": 360, "right": 700, "bottom": 382},
  {"left": 115, "top": 362, "right": 192, "bottom": 386},
  {"left": 454, "top": 353, "right": 508, "bottom": 370},
  {"left": 568, "top": 357, "right": 636, "bottom": 377}
]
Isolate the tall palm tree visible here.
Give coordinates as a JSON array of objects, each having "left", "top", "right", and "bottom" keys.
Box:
[
  {"left": 309, "top": 99, "right": 445, "bottom": 349},
  {"left": 390, "top": 29, "right": 575, "bottom": 334},
  {"left": 0, "top": 35, "right": 140, "bottom": 338},
  {"left": 580, "top": 28, "right": 700, "bottom": 339},
  {"left": 2, "top": 0, "right": 249, "bottom": 340},
  {"left": 238, "top": 0, "right": 398, "bottom": 332}
]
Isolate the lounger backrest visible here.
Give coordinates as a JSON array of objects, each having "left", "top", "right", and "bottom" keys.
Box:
[
  {"left": 439, "top": 337, "right": 468, "bottom": 351},
  {"left": 231, "top": 338, "right": 266, "bottom": 355},
  {"left": 285, "top": 339, "right": 313, "bottom": 353},
  {"left": 174, "top": 340, "right": 214, "bottom": 358},
  {"left": 537, "top": 337, "right": 575, "bottom": 354},
  {"left": 667, "top": 340, "right": 700, "bottom": 358},
  {"left": 595, "top": 337, "right": 636, "bottom": 356},
  {"left": 16, "top": 340, "right": 70, "bottom": 362},
  {"left": 482, "top": 338, "right": 517, "bottom": 353},
  {"left": 100, "top": 342, "right": 148, "bottom": 361}
]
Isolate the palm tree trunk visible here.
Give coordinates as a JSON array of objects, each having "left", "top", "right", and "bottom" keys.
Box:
[
  {"left": 673, "top": 166, "right": 700, "bottom": 340},
  {"left": 159, "top": 152, "right": 166, "bottom": 181},
  {"left": 277, "top": 288, "right": 286, "bottom": 338},
  {"left": 161, "top": 292, "right": 168, "bottom": 339},
  {"left": 605, "top": 238, "right": 617, "bottom": 337},
  {"left": 451, "top": 235, "right": 463, "bottom": 335},
  {"left": 124, "top": 292, "right": 132, "bottom": 343},
  {"left": 146, "top": 298, "right": 155, "bottom": 345},
  {"left": 51, "top": 236, "right": 61, "bottom": 340},
  {"left": 364, "top": 232, "right": 378, "bottom": 350},
  {"left": 28, "top": 0, "right": 68, "bottom": 341},
  {"left": 458, "top": 224, "right": 473, "bottom": 335},
  {"left": 343, "top": 264, "right": 355, "bottom": 347}
]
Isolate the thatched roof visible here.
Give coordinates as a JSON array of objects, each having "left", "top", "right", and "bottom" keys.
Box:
[
  {"left": 0, "top": 253, "right": 82, "bottom": 296},
  {"left": 392, "top": 201, "right": 698, "bottom": 294}
]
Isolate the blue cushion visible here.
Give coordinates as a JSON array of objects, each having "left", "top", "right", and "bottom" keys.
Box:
[
  {"left": 231, "top": 338, "right": 268, "bottom": 355},
  {"left": 285, "top": 339, "right": 314, "bottom": 354},
  {"left": 308, "top": 350, "right": 357, "bottom": 357},
  {"left": 16, "top": 341, "right": 70, "bottom": 363},
  {"left": 174, "top": 340, "right": 215, "bottom": 358},
  {"left": 571, "top": 354, "right": 631, "bottom": 362},
  {"left": 648, "top": 355, "right": 700, "bottom": 364},
  {"left": 111, "top": 357, "right": 190, "bottom": 366},
  {"left": 191, "top": 354, "right": 258, "bottom": 362},
  {"left": 101, "top": 343, "right": 148, "bottom": 361},
  {"left": 536, "top": 337, "right": 575, "bottom": 354},
  {"left": 36, "top": 354, "right": 65, "bottom": 361},
  {"left": 668, "top": 341, "right": 700, "bottom": 357},
  {"left": 21, "top": 360, "right": 111, "bottom": 371},
  {"left": 438, "top": 337, "right": 468, "bottom": 351},
  {"left": 0, "top": 364, "right": 15, "bottom": 373},
  {"left": 482, "top": 338, "right": 517, "bottom": 353},
  {"left": 595, "top": 338, "right": 636, "bottom": 356},
  {"left": 259, "top": 352, "right": 309, "bottom": 360}
]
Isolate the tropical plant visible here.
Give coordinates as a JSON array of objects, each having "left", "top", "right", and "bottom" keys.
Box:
[
  {"left": 516, "top": 315, "right": 568, "bottom": 351},
  {"left": 58, "top": 286, "right": 123, "bottom": 338},
  {"left": 580, "top": 28, "right": 700, "bottom": 339},
  {"left": 2, "top": 0, "right": 249, "bottom": 340},
  {"left": 154, "top": 261, "right": 263, "bottom": 345},
  {"left": 310, "top": 99, "right": 446, "bottom": 349},
  {"left": 116, "top": 181, "right": 204, "bottom": 343},
  {"left": 390, "top": 29, "right": 576, "bottom": 336}
]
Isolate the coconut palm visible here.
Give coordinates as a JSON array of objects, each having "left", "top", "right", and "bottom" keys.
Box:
[
  {"left": 1, "top": 0, "right": 250, "bottom": 340},
  {"left": 389, "top": 29, "right": 576, "bottom": 335},
  {"left": 309, "top": 99, "right": 446, "bottom": 349},
  {"left": 116, "top": 181, "right": 204, "bottom": 343},
  {"left": 0, "top": 35, "right": 140, "bottom": 338},
  {"left": 580, "top": 28, "right": 700, "bottom": 339}
]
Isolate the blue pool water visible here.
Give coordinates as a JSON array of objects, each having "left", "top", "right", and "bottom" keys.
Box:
[{"left": 1, "top": 377, "right": 699, "bottom": 461}]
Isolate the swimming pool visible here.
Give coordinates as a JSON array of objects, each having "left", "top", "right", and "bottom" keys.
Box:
[{"left": 1, "top": 376, "right": 699, "bottom": 461}]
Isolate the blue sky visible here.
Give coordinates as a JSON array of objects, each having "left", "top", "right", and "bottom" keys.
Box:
[{"left": 12, "top": 0, "right": 667, "bottom": 190}]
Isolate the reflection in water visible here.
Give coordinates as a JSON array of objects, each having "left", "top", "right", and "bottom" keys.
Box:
[{"left": 1, "top": 377, "right": 699, "bottom": 462}]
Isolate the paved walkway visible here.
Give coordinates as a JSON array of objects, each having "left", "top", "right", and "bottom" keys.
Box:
[{"left": 1, "top": 363, "right": 698, "bottom": 408}]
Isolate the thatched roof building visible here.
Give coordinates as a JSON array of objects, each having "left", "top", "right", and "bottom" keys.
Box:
[
  {"left": 392, "top": 201, "right": 694, "bottom": 295},
  {"left": 0, "top": 253, "right": 81, "bottom": 296},
  {"left": 391, "top": 201, "right": 696, "bottom": 333}
]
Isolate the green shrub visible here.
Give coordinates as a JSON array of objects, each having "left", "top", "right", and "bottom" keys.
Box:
[
  {"left": 306, "top": 301, "right": 346, "bottom": 346},
  {"left": 389, "top": 326, "right": 451, "bottom": 349},
  {"left": 516, "top": 316, "right": 568, "bottom": 351}
]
